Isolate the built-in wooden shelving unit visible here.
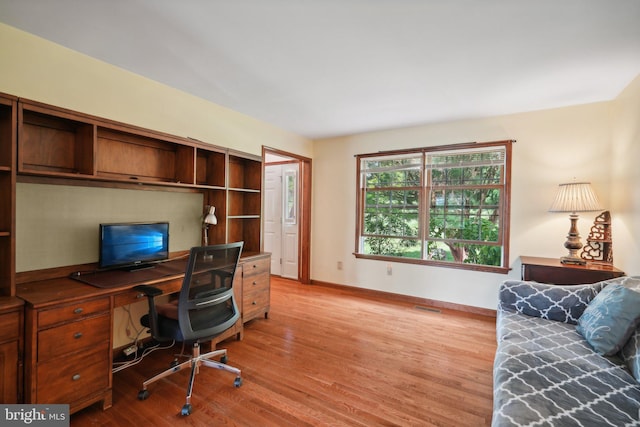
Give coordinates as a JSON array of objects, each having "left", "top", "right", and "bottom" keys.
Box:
[{"left": 15, "top": 99, "right": 263, "bottom": 255}]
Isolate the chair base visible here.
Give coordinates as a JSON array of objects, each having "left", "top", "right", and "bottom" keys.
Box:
[{"left": 138, "top": 342, "right": 242, "bottom": 415}]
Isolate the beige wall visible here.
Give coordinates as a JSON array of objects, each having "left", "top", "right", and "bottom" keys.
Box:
[
  {"left": 15, "top": 184, "right": 203, "bottom": 271},
  {"left": 611, "top": 75, "right": 640, "bottom": 272},
  {"left": 312, "top": 96, "right": 636, "bottom": 309}
]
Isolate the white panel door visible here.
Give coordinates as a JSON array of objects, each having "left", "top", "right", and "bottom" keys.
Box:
[
  {"left": 264, "top": 165, "right": 282, "bottom": 275},
  {"left": 281, "top": 164, "right": 299, "bottom": 279}
]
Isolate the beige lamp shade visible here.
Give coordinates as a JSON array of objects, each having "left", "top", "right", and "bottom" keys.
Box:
[{"left": 549, "top": 182, "right": 602, "bottom": 213}]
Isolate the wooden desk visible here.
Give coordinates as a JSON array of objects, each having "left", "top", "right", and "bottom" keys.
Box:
[
  {"left": 520, "top": 256, "right": 625, "bottom": 285},
  {"left": 16, "top": 253, "right": 270, "bottom": 414}
]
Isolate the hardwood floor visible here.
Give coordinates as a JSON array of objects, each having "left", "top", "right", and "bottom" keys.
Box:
[{"left": 72, "top": 277, "right": 497, "bottom": 426}]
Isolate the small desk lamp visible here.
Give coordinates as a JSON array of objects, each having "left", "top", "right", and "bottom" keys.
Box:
[
  {"left": 549, "top": 182, "right": 602, "bottom": 265},
  {"left": 202, "top": 206, "right": 217, "bottom": 246}
]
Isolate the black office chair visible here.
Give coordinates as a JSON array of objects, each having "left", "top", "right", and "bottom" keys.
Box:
[{"left": 135, "top": 242, "right": 244, "bottom": 416}]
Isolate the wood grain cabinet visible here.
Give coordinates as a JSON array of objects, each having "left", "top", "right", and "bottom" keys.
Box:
[
  {"left": 23, "top": 297, "right": 112, "bottom": 413},
  {"left": 241, "top": 254, "right": 271, "bottom": 322},
  {"left": 0, "top": 94, "right": 17, "bottom": 298},
  {"left": 520, "top": 256, "right": 625, "bottom": 285},
  {"left": 0, "top": 299, "right": 23, "bottom": 403},
  {"left": 0, "top": 94, "right": 22, "bottom": 404}
]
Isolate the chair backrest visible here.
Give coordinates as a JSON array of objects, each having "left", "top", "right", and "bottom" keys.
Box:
[{"left": 178, "top": 242, "right": 243, "bottom": 343}]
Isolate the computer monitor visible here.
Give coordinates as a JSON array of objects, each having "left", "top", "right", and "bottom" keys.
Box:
[{"left": 99, "top": 222, "right": 169, "bottom": 270}]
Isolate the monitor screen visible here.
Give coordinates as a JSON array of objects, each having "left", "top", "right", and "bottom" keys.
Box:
[{"left": 99, "top": 222, "right": 169, "bottom": 270}]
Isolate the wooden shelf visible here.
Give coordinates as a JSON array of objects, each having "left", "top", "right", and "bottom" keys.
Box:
[
  {"left": 96, "top": 127, "right": 195, "bottom": 185},
  {"left": 228, "top": 217, "right": 261, "bottom": 254},
  {"left": 19, "top": 106, "right": 95, "bottom": 177},
  {"left": 0, "top": 93, "right": 19, "bottom": 403},
  {"left": 0, "top": 94, "right": 16, "bottom": 299},
  {"left": 228, "top": 154, "right": 261, "bottom": 191},
  {"left": 228, "top": 190, "right": 261, "bottom": 217},
  {"left": 14, "top": 98, "right": 264, "bottom": 256},
  {"left": 196, "top": 148, "right": 226, "bottom": 187}
]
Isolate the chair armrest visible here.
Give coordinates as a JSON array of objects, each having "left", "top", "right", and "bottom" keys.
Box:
[
  {"left": 133, "top": 284, "right": 163, "bottom": 339},
  {"left": 498, "top": 280, "right": 606, "bottom": 324}
]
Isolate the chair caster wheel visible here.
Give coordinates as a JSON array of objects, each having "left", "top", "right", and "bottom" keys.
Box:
[
  {"left": 181, "top": 403, "right": 192, "bottom": 416},
  {"left": 234, "top": 377, "right": 243, "bottom": 387},
  {"left": 138, "top": 389, "right": 149, "bottom": 400},
  {"left": 221, "top": 355, "right": 228, "bottom": 364}
]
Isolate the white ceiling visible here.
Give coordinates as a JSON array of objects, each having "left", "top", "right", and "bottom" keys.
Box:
[{"left": 1, "top": 0, "right": 639, "bottom": 139}]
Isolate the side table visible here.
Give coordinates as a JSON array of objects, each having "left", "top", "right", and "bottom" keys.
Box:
[{"left": 520, "top": 256, "right": 625, "bottom": 285}]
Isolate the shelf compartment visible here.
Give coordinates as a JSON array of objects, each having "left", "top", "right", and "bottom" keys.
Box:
[
  {"left": 228, "top": 189, "right": 261, "bottom": 217},
  {"left": 19, "top": 109, "right": 94, "bottom": 176},
  {"left": 228, "top": 154, "right": 262, "bottom": 191},
  {"left": 228, "top": 217, "right": 261, "bottom": 254},
  {"left": 0, "top": 101, "right": 15, "bottom": 169},
  {"left": 96, "top": 127, "right": 195, "bottom": 184},
  {"left": 0, "top": 173, "right": 12, "bottom": 232},
  {"left": 196, "top": 148, "right": 226, "bottom": 187},
  {"left": 0, "top": 238, "right": 13, "bottom": 296}
]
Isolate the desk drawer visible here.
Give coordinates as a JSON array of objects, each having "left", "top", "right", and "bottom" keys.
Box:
[
  {"left": 113, "top": 278, "right": 183, "bottom": 307},
  {"left": 0, "top": 311, "right": 20, "bottom": 342},
  {"left": 243, "top": 273, "right": 269, "bottom": 321},
  {"left": 113, "top": 289, "right": 148, "bottom": 307},
  {"left": 38, "top": 298, "right": 110, "bottom": 328},
  {"left": 37, "top": 346, "right": 110, "bottom": 404},
  {"left": 243, "top": 292, "right": 269, "bottom": 320},
  {"left": 38, "top": 313, "right": 110, "bottom": 361},
  {"left": 242, "top": 257, "right": 270, "bottom": 278}
]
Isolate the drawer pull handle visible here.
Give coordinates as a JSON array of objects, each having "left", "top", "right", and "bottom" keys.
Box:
[
  {"left": 252, "top": 265, "right": 257, "bottom": 269},
  {"left": 73, "top": 308, "right": 83, "bottom": 315},
  {"left": 74, "top": 332, "right": 83, "bottom": 339},
  {"left": 252, "top": 281, "right": 257, "bottom": 285},
  {"left": 252, "top": 301, "right": 257, "bottom": 305},
  {"left": 72, "top": 374, "right": 81, "bottom": 381}
]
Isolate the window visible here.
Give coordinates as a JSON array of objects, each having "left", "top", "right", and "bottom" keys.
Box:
[{"left": 355, "top": 140, "right": 512, "bottom": 273}]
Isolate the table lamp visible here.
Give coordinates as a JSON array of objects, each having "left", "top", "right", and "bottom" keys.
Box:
[
  {"left": 202, "top": 205, "right": 217, "bottom": 246},
  {"left": 549, "top": 182, "right": 602, "bottom": 265}
]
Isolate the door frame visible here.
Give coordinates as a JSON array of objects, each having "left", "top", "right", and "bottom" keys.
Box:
[{"left": 262, "top": 146, "right": 312, "bottom": 284}]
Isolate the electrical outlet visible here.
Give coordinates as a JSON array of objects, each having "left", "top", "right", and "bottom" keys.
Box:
[
  {"left": 386, "top": 263, "right": 392, "bottom": 275},
  {"left": 123, "top": 345, "right": 137, "bottom": 356},
  {"left": 337, "top": 261, "right": 343, "bottom": 270}
]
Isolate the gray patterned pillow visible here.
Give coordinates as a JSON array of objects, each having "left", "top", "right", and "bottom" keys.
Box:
[
  {"left": 576, "top": 284, "right": 640, "bottom": 356},
  {"left": 498, "top": 280, "right": 605, "bottom": 324}
]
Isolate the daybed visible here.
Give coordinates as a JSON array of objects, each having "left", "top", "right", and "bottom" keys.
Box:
[{"left": 493, "top": 276, "right": 640, "bottom": 426}]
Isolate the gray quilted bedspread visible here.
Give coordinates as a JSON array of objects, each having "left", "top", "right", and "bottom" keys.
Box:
[{"left": 493, "top": 309, "right": 640, "bottom": 426}]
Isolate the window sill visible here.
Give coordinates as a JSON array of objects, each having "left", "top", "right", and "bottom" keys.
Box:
[{"left": 354, "top": 253, "right": 511, "bottom": 274}]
